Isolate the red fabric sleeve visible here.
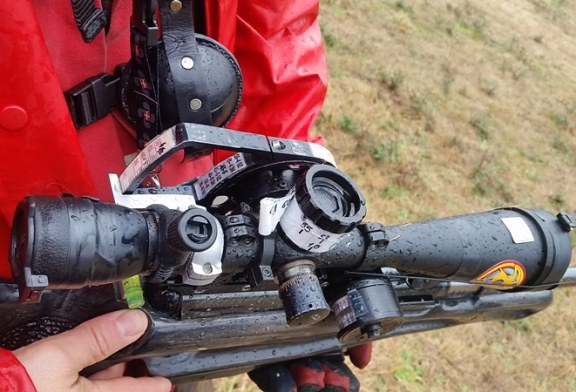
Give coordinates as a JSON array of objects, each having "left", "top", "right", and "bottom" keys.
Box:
[
  {"left": 229, "top": 0, "right": 328, "bottom": 140},
  {"left": 0, "top": 348, "right": 37, "bottom": 392},
  {"left": 0, "top": 1, "right": 97, "bottom": 280},
  {"left": 207, "top": 0, "right": 327, "bottom": 162}
]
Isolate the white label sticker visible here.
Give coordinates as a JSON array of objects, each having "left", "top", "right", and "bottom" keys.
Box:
[
  {"left": 193, "top": 153, "right": 247, "bottom": 199},
  {"left": 502, "top": 216, "right": 535, "bottom": 244},
  {"left": 309, "top": 143, "right": 337, "bottom": 166},
  {"left": 119, "top": 127, "right": 177, "bottom": 192},
  {"left": 259, "top": 188, "right": 296, "bottom": 236}
]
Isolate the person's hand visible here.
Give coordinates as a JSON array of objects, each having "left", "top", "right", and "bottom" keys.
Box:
[
  {"left": 13, "top": 309, "right": 172, "bottom": 392},
  {"left": 248, "top": 343, "right": 372, "bottom": 392}
]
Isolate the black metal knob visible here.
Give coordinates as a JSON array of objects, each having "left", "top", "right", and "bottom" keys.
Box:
[
  {"left": 294, "top": 164, "right": 366, "bottom": 233},
  {"left": 277, "top": 260, "right": 330, "bottom": 327},
  {"left": 167, "top": 208, "right": 218, "bottom": 252}
]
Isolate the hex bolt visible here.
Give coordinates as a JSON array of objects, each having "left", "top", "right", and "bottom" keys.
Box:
[{"left": 271, "top": 139, "right": 286, "bottom": 150}]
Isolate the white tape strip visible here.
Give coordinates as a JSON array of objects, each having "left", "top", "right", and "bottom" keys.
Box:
[
  {"left": 309, "top": 143, "right": 337, "bottom": 166},
  {"left": 280, "top": 198, "right": 343, "bottom": 253},
  {"left": 193, "top": 153, "right": 248, "bottom": 200},
  {"left": 502, "top": 216, "right": 535, "bottom": 244},
  {"left": 119, "top": 127, "right": 177, "bottom": 192},
  {"left": 259, "top": 188, "right": 296, "bottom": 236}
]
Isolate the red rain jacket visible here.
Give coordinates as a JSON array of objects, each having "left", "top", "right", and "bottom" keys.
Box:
[{"left": 0, "top": 0, "right": 326, "bottom": 389}]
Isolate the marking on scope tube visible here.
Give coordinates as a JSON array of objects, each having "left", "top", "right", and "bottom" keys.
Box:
[
  {"left": 472, "top": 260, "right": 526, "bottom": 287},
  {"left": 502, "top": 216, "right": 534, "bottom": 244},
  {"left": 119, "top": 127, "right": 177, "bottom": 192},
  {"left": 259, "top": 187, "right": 296, "bottom": 236},
  {"left": 279, "top": 198, "right": 344, "bottom": 253},
  {"left": 332, "top": 295, "right": 356, "bottom": 330}
]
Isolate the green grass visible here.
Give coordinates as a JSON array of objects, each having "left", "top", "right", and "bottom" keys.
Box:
[
  {"left": 393, "top": 350, "right": 424, "bottom": 389},
  {"left": 379, "top": 70, "right": 406, "bottom": 92},
  {"left": 338, "top": 114, "right": 361, "bottom": 134},
  {"left": 372, "top": 140, "right": 402, "bottom": 162},
  {"left": 470, "top": 113, "right": 494, "bottom": 141}
]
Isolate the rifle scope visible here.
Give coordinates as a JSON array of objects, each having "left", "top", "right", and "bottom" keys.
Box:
[{"left": 9, "top": 196, "right": 573, "bottom": 310}]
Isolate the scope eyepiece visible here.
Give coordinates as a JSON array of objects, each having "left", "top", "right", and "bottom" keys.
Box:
[{"left": 10, "top": 196, "right": 151, "bottom": 303}]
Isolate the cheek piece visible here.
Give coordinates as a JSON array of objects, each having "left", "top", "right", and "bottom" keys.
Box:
[{"left": 66, "top": 0, "right": 243, "bottom": 152}]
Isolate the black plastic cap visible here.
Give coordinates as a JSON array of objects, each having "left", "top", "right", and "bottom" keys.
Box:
[
  {"left": 295, "top": 165, "right": 366, "bottom": 233},
  {"left": 167, "top": 208, "right": 218, "bottom": 253}
]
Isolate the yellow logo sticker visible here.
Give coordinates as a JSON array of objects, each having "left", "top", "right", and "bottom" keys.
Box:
[{"left": 473, "top": 260, "right": 526, "bottom": 287}]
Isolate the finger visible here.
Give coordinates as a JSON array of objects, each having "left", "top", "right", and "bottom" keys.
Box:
[
  {"left": 42, "top": 309, "right": 149, "bottom": 370},
  {"left": 248, "top": 364, "right": 296, "bottom": 392},
  {"left": 321, "top": 360, "right": 360, "bottom": 392},
  {"left": 13, "top": 311, "right": 149, "bottom": 391},
  {"left": 82, "top": 375, "right": 172, "bottom": 392},
  {"left": 288, "top": 359, "right": 325, "bottom": 391},
  {"left": 88, "top": 363, "right": 126, "bottom": 380},
  {"left": 348, "top": 343, "right": 372, "bottom": 369}
]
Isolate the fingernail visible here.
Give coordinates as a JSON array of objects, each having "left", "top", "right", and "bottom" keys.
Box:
[{"left": 116, "top": 310, "right": 148, "bottom": 337}]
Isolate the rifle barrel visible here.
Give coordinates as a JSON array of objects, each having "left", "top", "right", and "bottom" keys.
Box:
[{"left": 560, "top": 267, "right": 576, "bottom": 287}]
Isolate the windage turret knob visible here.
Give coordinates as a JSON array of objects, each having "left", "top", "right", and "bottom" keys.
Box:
[{"left": 167, "top": 208, "right": 218, "bottom": 252}]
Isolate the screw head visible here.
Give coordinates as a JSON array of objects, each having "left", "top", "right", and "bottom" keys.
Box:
[
  {"left": 170, "top": 0, "right": 183, "bottom": 12},
  {"left": 271, "top": 139, "right": 286, "bottom": 150},
  {"left": 202, "top": 263, "right": 213, "bottom": 274},
  {"left": 189, "top": 99, "right": 202, "bottom": 111},
  {"left": 181, "top": 56, "right": 194, "bottom": 70}
]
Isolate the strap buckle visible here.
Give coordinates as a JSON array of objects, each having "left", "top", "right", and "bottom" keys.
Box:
[
  {"left": 132, "top": 0, "right": 159, "bottom": 46},
  {"left": 65, "top": 73, "right": 120, "bottom": 129}
]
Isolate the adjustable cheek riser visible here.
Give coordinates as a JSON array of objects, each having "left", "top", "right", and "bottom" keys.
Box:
[{"left": 120, "top": 0, "right": 242, "bottom": 149}]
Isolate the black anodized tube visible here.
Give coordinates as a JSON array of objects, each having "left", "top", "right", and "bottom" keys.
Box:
[
  {"left": 11, "top": 196, "right": 151, "bottom": 288},
  {"left": 361, "top": 208, "right": 571, "bottom": 287}
]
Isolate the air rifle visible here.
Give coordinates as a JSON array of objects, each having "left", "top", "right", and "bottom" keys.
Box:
[{"left": 1, "top": 124, "right": 574, "bottom": 383}]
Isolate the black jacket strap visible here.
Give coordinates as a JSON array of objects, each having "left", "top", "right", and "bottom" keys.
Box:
[{"left": 70, "top": 0, "right": 108, "bottom": 43}]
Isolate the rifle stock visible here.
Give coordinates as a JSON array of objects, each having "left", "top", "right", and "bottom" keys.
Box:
[{"left": 0, "top": 270, "right": 567, "bottom": 382}]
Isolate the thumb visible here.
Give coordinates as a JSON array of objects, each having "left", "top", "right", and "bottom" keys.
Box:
[
  {"left": 42, "top": 309, "right": 149, "bottom": 371},
  {"left": 13, "top": 309, "right": 151, "bottom": 390}
]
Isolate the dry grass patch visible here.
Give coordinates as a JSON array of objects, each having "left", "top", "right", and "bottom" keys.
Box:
[{"left": 215, "top": 1, "right": 576, "bottom": 390}]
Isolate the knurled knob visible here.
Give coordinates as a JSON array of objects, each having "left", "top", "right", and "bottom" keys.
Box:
[{"left": 278, "top": 272, "right": 330, "bottom": 327}]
